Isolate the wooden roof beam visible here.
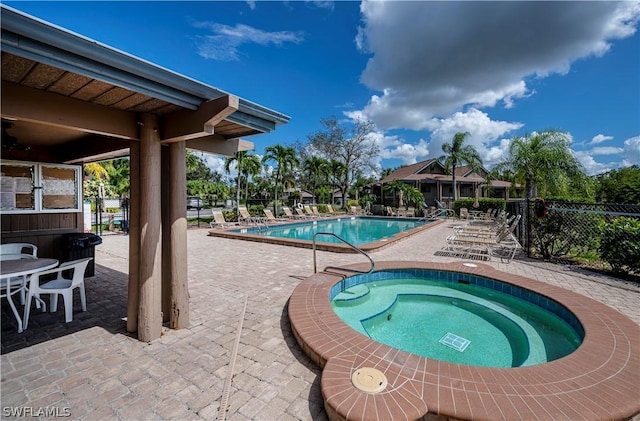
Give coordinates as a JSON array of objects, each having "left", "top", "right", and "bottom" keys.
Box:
[
  {"left": 1, "top": 81, "right": 139, "bottom": 140},
  {"left": 186, "top": 137, "right": 253, "bottom": 158},
  {"left": 160, "top": 94, "right": 239, "bottom": 144}
]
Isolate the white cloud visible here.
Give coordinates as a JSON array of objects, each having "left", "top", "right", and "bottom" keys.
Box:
[
  {"left": 200, "top": 154, "right": 228, "bottom": 176},
  {"left": 191, "top": 21, "right": 303, "bottom": 61},
  {"left": 571, "top": 136, "right": 639, "bottom": 174},
  {"left": 382, "top": 140, "right": 430, "bottom": 166},
  {"left": 591, "top": 146, "right": 624, "bottom": 156},
  {"left": 308, "top": 1, "right": 334, "bottom": 11},
  {"left": 354, "top": 1, "right": 640, "bottom": 128},
  {"left": 427, "top": 108, "right": 523, "bottom": 168},
  {"left": 590, "top": 134, "right": 614, "bottom": 145},
  {"left": 622, "top": 136, "right": 640, "bottom": 165},
  {"left": 574, "top": 151, "right": 617, "bottom": 175},
  {"left": 246, "top": 1, "right": 255, "bottom": 11}
]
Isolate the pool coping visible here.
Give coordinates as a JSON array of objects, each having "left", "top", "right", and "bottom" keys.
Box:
[
  {"left": 207, "top": 216, "right": 445, "bottom": 253},
  {"left": 288, "top": 260, "right": 640, "bottom": 421}
]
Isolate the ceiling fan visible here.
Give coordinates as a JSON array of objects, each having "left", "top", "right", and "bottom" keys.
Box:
[{"left": 1, "top": 121, "right": 31, "bottom": 151}]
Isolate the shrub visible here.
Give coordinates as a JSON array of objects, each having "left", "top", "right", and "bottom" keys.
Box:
[
  {"left": 599, "top": 217, "right": 640, "bottom": 274},
  {"left": 531, "top": 209, "right": 602, "bottom": 260},
  {"left": 453, "top": 198, "right": 505, "bottom": 216}
]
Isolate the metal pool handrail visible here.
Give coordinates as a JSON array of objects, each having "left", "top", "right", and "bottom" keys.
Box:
[{"left": 312, "top": 232, "right": 375, "bottom": 274}]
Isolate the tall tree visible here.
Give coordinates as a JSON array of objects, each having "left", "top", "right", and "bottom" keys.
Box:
[
  {"left": 595, "top": 165, "right": 640, "bottom": 205},
  {"left": 437, "top": 132, "right": 483, "bottom": 201},
  {"left": 307, "top": 116, "right": 380, "bottom": 207},
  {"left": 102, "top": 158, "right": 130, "bottom": 197},
  {"left": 241, "top": 153, "right": 262, "bottom": 204},
  {"left": 328, "top": 159, "right": 347, "bottom": 207},
  {"left": 494, "top": 130, "right": 585, "bottom": 199},
  {"left": 302, "top": 156, "right": 329, "bottom": 204},
  {"left": 186, "top": 150, "right": 214, "bottom": 181},
  {"left": 262, "top": 144, "right": 299, "bottom": 216},
  {"left": 225, "top": 151, "right": 262, "bottom": 208},
  {"left": 84, "top": 162, "right": 109, "bottom": 180}
]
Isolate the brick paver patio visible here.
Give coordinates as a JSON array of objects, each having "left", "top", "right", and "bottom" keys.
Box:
[{"left": 2, "top": 220, "right": 639, "bottom": 420}]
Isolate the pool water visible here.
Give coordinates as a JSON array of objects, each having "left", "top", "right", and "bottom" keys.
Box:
[
  {"left": 233, "top": 216, "right": 427, "bottom": 246},
  {"left": 332, "top": 278, "right": 582, "bottom": 368}
]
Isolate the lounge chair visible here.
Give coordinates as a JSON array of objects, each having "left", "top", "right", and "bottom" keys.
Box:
[
  {"left": 238, "top": 206, "right": 254, "bottom": 224},
  {"left": 349, "top": 206, "right": 365, "bottom": 215},
  {"left": 435, "top": 200, "right": 456, "bottom": 218},
  {"left": 453, "top": 214, "right": 514, "bottom": 237},
  {"left": 263, "top": 209, "right": 288, "bottom": 222},
  {"left": 406, "top": 207, "right": 416, "bottom": 217},
  {"left": 445, "top": 215, "right": 521, "bottom": 262},
  {"left": 303, "top": 205, "right": 319, "bottom": 218},
  {"left": 210, "top": 209, "right": 237, "bottom": 229},
  {"left": 326, "top": 204, "right": 345, "bottom": 214},
  {"left": 283, "top": 206, "right": 305, "bottom": 220},
  {"left": 312, "top": 205, "right": 331, "bottom": 217},
  {"left": 295, "top": 207, "right": 312, "bottom": 219},
  {"left": 386, "top": 206, "right": 397, "bottom": 217}
]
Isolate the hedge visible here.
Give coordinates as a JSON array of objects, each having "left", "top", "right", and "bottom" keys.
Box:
[{"left": 599, "top": 217, "right": 640, "bottom": 274}]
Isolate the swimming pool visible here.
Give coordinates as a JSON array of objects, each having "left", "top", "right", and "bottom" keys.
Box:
[
  {"left": 288, "top": 261, "right": 639, "bottom": 420},
  {"left": 208, "top": 216, "right": 442, "bottom": 252},
  {"left": 331, "top": 275, "right": 582, "bottom": 368}
]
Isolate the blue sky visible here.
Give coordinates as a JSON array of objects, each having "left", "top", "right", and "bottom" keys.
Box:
[{"left": 7, "top": 1, "right": 640, "bottom": 176}]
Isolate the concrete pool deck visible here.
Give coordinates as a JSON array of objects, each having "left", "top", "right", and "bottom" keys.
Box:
[{"left": 2, "top": 220, "right": 639, "bottom": 420}]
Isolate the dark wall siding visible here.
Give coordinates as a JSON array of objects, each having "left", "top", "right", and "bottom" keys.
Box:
[{"left": 1, "top": 212, "right": 83, "bottom": 261}]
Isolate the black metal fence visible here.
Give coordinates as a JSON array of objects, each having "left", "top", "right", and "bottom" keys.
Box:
[
  {"left": 87, "top": 197, "right": 129, "bottom": 235},
  {"left": 507, "top": 199, "right": 640, "bottom": 274}
]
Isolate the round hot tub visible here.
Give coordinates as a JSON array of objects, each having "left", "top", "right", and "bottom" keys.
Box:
[
  {"left": 331, "top": 269, "right": 583, "bottom": 368},
  {"left": 288, "top": 261, "right": 639, "bottom": 421}
]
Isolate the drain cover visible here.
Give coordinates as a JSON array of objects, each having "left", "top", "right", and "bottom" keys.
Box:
[
  {"left": 439, "top": 332, "right": 471, "bottom": 352},
  {"left": 351, "top": 367, "right": 387, "bottom": 393}
]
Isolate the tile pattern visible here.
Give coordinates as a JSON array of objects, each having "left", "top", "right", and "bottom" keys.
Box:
[
  {"left": 289, "top": 261, "right": 640, "bottom": 421},
  {"left": 1, "top": 220, "right": 639, "bottom": 420}
]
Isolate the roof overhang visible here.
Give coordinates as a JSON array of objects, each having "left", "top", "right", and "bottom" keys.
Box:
[{"left": 0, "top": 5, "right": 290, "bottom": 163}]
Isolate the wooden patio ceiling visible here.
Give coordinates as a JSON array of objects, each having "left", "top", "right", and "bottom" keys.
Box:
[{"left": 1, "top": 51, "right": 263, "bottom": 163}]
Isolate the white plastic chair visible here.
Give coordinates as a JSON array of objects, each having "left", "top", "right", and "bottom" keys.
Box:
[
  {"left": 23, "top": 257, "right": 92, "bottom": 328},
  {"left": 0, "top": 243, "right": 38, "bottom": 258},
  {"left": 0, "top": 243, "right": 38, "bottom": 304}
]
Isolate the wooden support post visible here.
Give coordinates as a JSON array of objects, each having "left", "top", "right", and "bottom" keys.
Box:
[
  {"left": 138, "top": 114, "right": 162, "bottom": 342},
  {"left": 168, "top": 141, "right": 189, "bottom": 329},
  {"left": 161, "top": 146, "right": 171, "bottom": 323},
  {"left": 126, "top": 140, "right": 140, "bottom": 333}
]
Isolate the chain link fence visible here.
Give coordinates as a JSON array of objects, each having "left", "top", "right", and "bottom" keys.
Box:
[{"left": 507, "top": 199, "right": 640, "bottom": 276}]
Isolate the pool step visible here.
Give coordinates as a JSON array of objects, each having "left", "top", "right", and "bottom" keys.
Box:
[{"left": 333, "top": 284, "right": 370, "bottom": 305}]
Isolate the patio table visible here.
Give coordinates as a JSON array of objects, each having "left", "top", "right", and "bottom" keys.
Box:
[{"left": 1, "top": 257, "right": 58, "bottom": 333}]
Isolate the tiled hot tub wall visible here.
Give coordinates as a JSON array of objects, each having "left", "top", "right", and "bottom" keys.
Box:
[{"left": 288, "top": 261, "right": 640, "bottom": 421}]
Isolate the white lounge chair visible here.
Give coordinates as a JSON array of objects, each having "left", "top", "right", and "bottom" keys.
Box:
[
  {"left": 263, "top": 209, "right": 288, "bottom": 222},
  {"left": 210, "top": 209, "right": 237, "bottom": 229},
  {"left": 282, "top": 206, "right": 305, "bottom": 220},
  {"left": 445, "top": 215, "right": 521, "bottom": 262}
]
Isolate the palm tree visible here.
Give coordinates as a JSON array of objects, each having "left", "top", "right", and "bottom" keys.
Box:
[
  {"left": 494, "top": 130, "right": 585, "bottom": 199},
  {"left": 384, "top": 180, "right": 407, "bottom": 207},
  {"left": 84, "top": 162, "right": 108, "bottom": 180},
  {"left": 103, "top": 158, "right": 130, "bottom": 197},
  {"left": 438, "top": 132, "right": 483, "bottom": 201},
  {"left": 262, "top": 144, "right": 299, "bottom": 216},
  {"left": 302, "top": 156, "right": 329, "bottom": 204},
  {"left": 241, "top": 153, "right": 262, "bottom": 205},
  {"left": 225, "top": 151, "right": 260, "bottom": 211}
]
